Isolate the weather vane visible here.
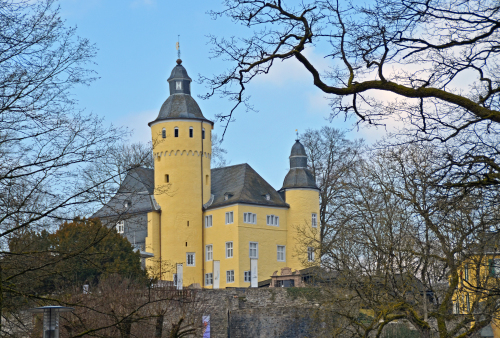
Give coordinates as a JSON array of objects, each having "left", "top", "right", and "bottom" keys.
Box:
[
  {"left": 176, "top": 35, "right": 180, "bottom": 59},
  {"left": 295, "top": 129, "right": 299, "bottom": 140}
]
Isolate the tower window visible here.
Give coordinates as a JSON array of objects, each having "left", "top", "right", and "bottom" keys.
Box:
[
  {"left": 186, "top": 253, "right": 195, "bottom": 266},
  {"left": 205, "top": 215, "right": 212, "bottom": 228},
  {"left": 162, "top": 128, "right": 166, "bottom": 138},
  {"left": 187, "top": 221, "right": 189, "bottom": 227},
  {"left": 308, "top": 247, "right": 315, "bottom": 262},
  {"left": 189, "top": 127, "right": 193, "bottom": 138},
  {"left": 176, "top": 81, "right": 182, "bottom": 90},
  {"left": 202, "top": 128, "right": 205, "bottom": 139},
  {"left": 116, "top": 221, "right": 124, "bottom": 234},
  {"left": 165, "top": 174, "right": 169, "bottom": 183},
  {"left": 243, "top": 212, "right": 256, "bottom": 224},
  {"left": 226, "top": 242, "right": 233, "bottom": 258},
  {"left": 205, "top": 273, "right": 213, "bottom": 286},
  {"left": 277, "top": 245, "right": 286, "bottom": 262},
  {"left": 249, "top": 242, "right": 258, "bottom": 258},
  {"left": 225, "top": 211, "right": 234, "bottom": 224},
  {"left": 206, "top": 245, "right": 213, "bottom": 261},
  {"left": 266, "top": 215, "right": 279, "bottom": 226},
  {"left": 174, "top": 127, "right": 179, "bottom": 138},
  {"left": 311, "top": 213, "right": 317, "bottom": 227},
  {"left": 206, "top": 175, "right": 209, "bottom": 185}
]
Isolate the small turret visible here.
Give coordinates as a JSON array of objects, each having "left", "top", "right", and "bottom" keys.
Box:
[{"left": 281, "top": 140, "right": 318, "bottom": 190}]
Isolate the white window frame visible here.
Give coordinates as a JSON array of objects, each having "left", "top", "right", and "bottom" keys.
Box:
[
  {"left": 225, "top": 211, "right": 234, "bottom": 224},
  {"left": 277, "top": 245, "right": 286, "bottom": 262},
  {"left": 266, "top": 215, "right": 279, "bottom": 226},
  {"left": 249, "top": 242, "right": 258, "bottom": 259},
  {"left": 205, "top": 215, "right": 213, "bottom": 228},
  {"left": 116, "top": 221, "right": 124, "bottom": 234},
  {"left": 311, "top": 213, "right": 317, "bottom": 227},
  {"left": 176, "top": 81, "right": 182, "bottom": 90},
  {"left": 244, "top": 271, "right": 251, "bottom": 283},
  {"left": 226, "top": 242, "right": 233, "bottom": 258},
  {"left": 205, "top": 273, "right": 213, "bottom": 286},
  {"left": 226, "top": 270, "right": 235, "bottom": 283},
  {"left": 243, "top": 212, "right": 257, "bottom": 224},
  {"left": 206, "top": 245, "right": 213, "bottom": 261},
  {"left": 307, "top": 247, "right": 315, "bottom": 262},
  {"left": 186, "top": 252, "right": 195, "bottom": 267}
]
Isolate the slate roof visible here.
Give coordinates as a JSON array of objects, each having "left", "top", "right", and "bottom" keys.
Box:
[
  {"left": 92, "top": 167, "right": 157, "bottom": 219},
  {"left": 281, "top": 140, "right": 319, "bottom": 190},
  {"left": 149, "top": 94, "right": 211, "bottom": 124},
  {"left": 207, "top": 163, "right": 288, "bottom": 209},
  {"left": 93, "top": 163, "right": 288, "bottom": 219}
]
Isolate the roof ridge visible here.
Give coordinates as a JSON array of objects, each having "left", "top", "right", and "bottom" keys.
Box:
[{"left": 211, "top": 163, "right": 248, "bottom": 171}]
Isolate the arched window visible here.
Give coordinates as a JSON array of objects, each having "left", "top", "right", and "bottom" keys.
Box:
[
  {"left": 189, "top": 127, "right": 193, "bottom": 138},
  {"left": 202, "top": 128, "right": 205, "bottom": 139},
  {"left": 162, "top": 128, "right": 166, "bottom": 138},
  {"left": 174, "top": 127, "right": 179, "bottom": 138}
]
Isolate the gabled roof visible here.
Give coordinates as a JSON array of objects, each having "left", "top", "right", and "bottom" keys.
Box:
[
  {"left": 92, "top": 167, "right": 156, "bottom": 219},
  {"left": 208, "top": 163, "right": 288, "bottom": 210}
]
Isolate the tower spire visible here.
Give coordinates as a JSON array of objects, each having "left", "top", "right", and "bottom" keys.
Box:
[
  {"left": 295, "top": 129, "right": 299, "bottom": 141},
  {"left": 176, "top": 35, "right": 181, "bottom": 59}
]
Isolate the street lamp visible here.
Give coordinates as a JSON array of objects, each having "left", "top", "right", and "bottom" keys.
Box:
[{"left": 27, "top": 306, "right": 73, "bottom": 338}]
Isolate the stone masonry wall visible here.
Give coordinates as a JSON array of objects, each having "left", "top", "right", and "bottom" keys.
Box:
[{"left": 199, "top": 288, "right": 329, "bottom": 338}]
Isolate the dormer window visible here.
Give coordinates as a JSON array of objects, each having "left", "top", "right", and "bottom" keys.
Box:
[
  {"left": 265, "top": 194, "right": 270, "bottom": 201},
  {"left": 224, "top": 193, "right": 233, "bottom": 201},
  {"left": 176, "top": 81, "right": 182, "bottom": 90}
]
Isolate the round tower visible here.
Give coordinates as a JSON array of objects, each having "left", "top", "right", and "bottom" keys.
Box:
[
  {"left": 148, "top": 59, "right": 213, "bottom": 285},
  {"left": 280, "top": 140, "right": 320, "bottom": 269}
]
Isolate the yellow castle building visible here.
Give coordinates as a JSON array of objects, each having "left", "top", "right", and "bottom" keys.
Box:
[{"left": 95, "top": 59, "right": 320, "bottom": 288}]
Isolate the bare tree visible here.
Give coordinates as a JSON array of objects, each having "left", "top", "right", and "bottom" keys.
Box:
[
  {"left": 312, "top": 144, "right": 500, "bottom": 337},
  {"left": 0, "top": 0, "right": 130, "bottom": 334},
  {"left": 203, "top": 0, "right": 500, "bottom": 185},
  {"left": 301, "top": 127, "right": 364, "bottom": 256}
]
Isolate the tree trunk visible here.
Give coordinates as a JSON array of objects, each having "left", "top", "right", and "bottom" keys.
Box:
[{"left": 155, "top": 314, "right": 164, "bottom": 338}]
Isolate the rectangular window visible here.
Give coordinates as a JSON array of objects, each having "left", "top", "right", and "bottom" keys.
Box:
[
  {"left": 226, "top": 242, "right": 233, "bottom": 258},
  {"left": 206, "top": 245, "right": 213, "bottom": 261},
  {"left": 226, "top": 270, "right": 235, "bottom": 283},
  {"left": 266, "top": 215, "right": 279, "bottom": 226},
  {"left": 311, "top": 213, "right": 317, "bottom": 227},
  {"left": 186, "top": 253, "right": 195, "bottom": 266},
  {"left": 176, "top": 81, "right": 182, "bottom": 90},
  {"left": 189, "top": 128, "right": 193, "bottom": 138},
  {"left": 243, "top": 212, "right": 257, "bottom": 224},
  {"left": 249, "top": 242, "right": 258, "bottom": 258},
  {"left": 277, "top": 245, "right": 286, "bottom": 262},
  {"left": 173, "top": 273, "right": 178, "bottom": 287},
  {"left": 244, "top": 271, "right": 251, "bottom": 283},
  {"left": 205, "top": 273, "right": 213, "bottom": 286},
  {"left": 162, "top": 128, "right": 166, "bottom": 138},
  {"left": 202, "top": 128, "right": 205, "bottom": 139},
  {"left": 464, "top": 264, "right": 469, "bottom": 281},
  {"left": 466, "top": 293, "right": 470, "bottom": 312},
  {"left": 165, "top": 174, "right": 169, "bottom": 183},
  {"left": 225, "top": 211, "right": 234, "bottom": 224},
  {"left": 205, "top": 215, "right": 212, "bottom": 228},
  {"left": 116, "top": 221, "right": 124, "bottom": 234},
  {"left": 453, "top": 300, "right": 460, "bottom": 314},
  {"left": 174, "top": 128, "right": 179, "bottom": 137},
  {"left": 307, "top": 247, "right": 315, "bottom": 262}
]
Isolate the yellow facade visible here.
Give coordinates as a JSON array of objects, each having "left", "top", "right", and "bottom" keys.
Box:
[
  {"left": 143, "top": 60, "right": 320, "bottom": 288},
  {"left": 144, "top": 118, "right": 320, "bottom": 287},
  {"left": 147, "top": 120, "right": 213, "bottom": 285}
]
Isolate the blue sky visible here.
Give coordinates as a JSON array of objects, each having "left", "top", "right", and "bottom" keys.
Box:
[{"left": 60, "top": 0, "right": 386, "bottom": 189}]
